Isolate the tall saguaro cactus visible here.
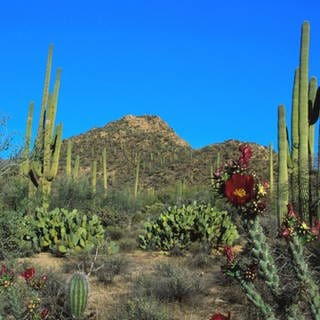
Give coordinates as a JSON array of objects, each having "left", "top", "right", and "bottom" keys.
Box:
[
  {"left": 277, "top": 105, "right": 289, "bottom": 227},
  {"left": 290, "top": 68, "right": 300, "bottom": 208},
  {"left": 22, "top": 45, "right": 63, "bottom": 209},
  {"left": 276, "top": 21, "right": 320, "bottom": 226},
  {"left": 308, "top": 77, "right": 318, "bottom": 168},
  {"left": 298, "top": 21, "right": 310, "bottom": 221}
]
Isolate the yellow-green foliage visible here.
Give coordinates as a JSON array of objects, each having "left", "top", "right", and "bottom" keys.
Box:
[
  {"left": 139, "top": 201, "right": 238, "bottom": 250},
  {"left": 27, "top": 207, "right": 105, "bottom": 255}
]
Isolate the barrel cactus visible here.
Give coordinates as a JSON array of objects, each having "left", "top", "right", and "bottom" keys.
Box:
[{"left": 67, "top": 272, "right": 89, "bottom": 319}]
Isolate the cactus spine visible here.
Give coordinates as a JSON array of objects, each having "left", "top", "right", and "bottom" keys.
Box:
[{"left": 67, "top": 272, "right": 89, "bottom": 319}]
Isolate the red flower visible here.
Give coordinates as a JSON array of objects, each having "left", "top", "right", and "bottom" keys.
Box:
[
  {"left": 0, "top": 264, "right": 6, "bottom": 275},
  {"left": 21, "top": 267, "right": 35, "bottom": 280},
  {"left": 224, "top": 245, "right": 235, "bottom": 264},
  {"left": 225, "top": 174, "right": 255, "bottom": 205},
  {"left": 287, "top": 204, "right": 297, "bottom": 218},
  {"left": 40, "top": 308, "right": 49, "bottom": 319},
  {"left": 211, "top": 312, "right": 231, "bottom": 320},
  {"left": 238, "top": 144, "right": 252, "bottom": 167},
  {"left": 280, "top": 227, "right": 293, "bottom": 238}
]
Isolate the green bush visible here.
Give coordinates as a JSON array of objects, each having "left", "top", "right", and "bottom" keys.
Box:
[
  {"left": 117, "top": 237, "right": 137, "bottom": 252},
  {"left": 0, "top": 209, "right": 33, "bottom": 259},
  {"left": 139, "top": 201, "right": 238, "bottom": 251},
  {"left": 0, "top": 176, "right": 39, "bottom": 212},
  {"left": 50, "top": 176, "right": 94, "bottom": 212},
  {"left": 27, "top": 207, "right": 105, "bottom": 255}
]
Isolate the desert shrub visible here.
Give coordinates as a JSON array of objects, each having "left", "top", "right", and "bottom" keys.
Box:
[
  {"left": 118, "top": 237, "right": 138, "bottom": 252},
  {"left": 50, "top": 176, "right": 95, "bottom": 212},
  {"left": 137, "top": 202, "right": 167, "bottom": 221},
  {"left": 0, "top": 263, "right": 68, "bottom": 320},
  {"left": 168, "top": 245, "right": 185, "bottom": 257},
  {"left": 0, "top": 209, "right": 33, "bottom": 259},
  {"left": 105, "top": 225, "right": 125, "bottom": 240},
  {"left": 33, "top": 267, "right": 70, "bottom": 320},
  {"left": 95, "top": 206, "right": 129, "bottom": 227},
  {"left": 109, "top": 296, "right": 171, "bottom": 320},
  {"left": 139, "top": 201, "right": 239, "bottom": 251},
  {"left": 95, "top": 254, "right": 129, "bottom": 284},
  {"left": 0, "top": 274, "right": 27, "bottom": 318},
  {"left": 134, "top": 263, "right": 208, "bottom": 303},
  {"left": 26, "top": 207, "right": 105, "bottom": 255},
  {"left": 0, "top": 176, "right": 40, "bottom": 212},
  {"left": 188, "top": 252, "right": 215, "bottom": 269}
]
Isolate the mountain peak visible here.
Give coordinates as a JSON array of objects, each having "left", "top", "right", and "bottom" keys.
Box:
[{"left": 104, "top": 114, "right": 190, "bottom": 148}]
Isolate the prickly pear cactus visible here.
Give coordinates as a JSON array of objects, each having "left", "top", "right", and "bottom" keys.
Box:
[
  {"left": 27, "top": 207, "right": 105, "bottom": 255},
  {"left": 139, "top": 201, "right": 238, "bottom": 250}
]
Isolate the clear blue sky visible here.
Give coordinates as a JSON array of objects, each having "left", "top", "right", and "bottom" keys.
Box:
[{"left": 1, "top": 0, "right": 320, "bottom": 154}]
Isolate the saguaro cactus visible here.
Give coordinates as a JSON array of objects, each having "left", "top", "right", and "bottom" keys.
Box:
[
  {"left": 102, "top": 147, "right": 107, "bottom": 193},
  {"left": 269, "top": 143, "right": 274, "bottom": 196},
  {"left": 290, "top": 68, "right": 300, "bottom": 208},
  {"left": 22, "top": 45, "right": 63, "bottom": 209},
  {"left": 276, "top": 21, "right": 320, "bottom": 225},
  {"left": 308, "top": 77, "right": 318, "bottom": 168},
  {"left": 298, "top": 21, "right": 310, "bottom": 221},
  {"left": 67, "top": 272, "right": 89, "bottom": 319},
  {"left": 91, "top": 160, "right": 97, "bottom": 194},
  {"left": 134, "top": 152, "right": 140, "bottom": 198},
  {"left": 66, "top": 140, "right": 72, "bottom": 177},
  {"left": 73, "top": 155, "right": 80, "bottom": 179},
  {"left": 277, "top": 105, "right": 289, "bottom": 227}
]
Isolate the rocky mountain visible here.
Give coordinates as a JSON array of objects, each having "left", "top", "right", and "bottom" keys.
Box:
[{"left": 59, "top": 115, "right": 274, "bottom": 192}]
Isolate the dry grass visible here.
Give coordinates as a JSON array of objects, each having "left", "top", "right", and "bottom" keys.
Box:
[{"left": 19, "top": 249, "right": 250, "bottom": 320}]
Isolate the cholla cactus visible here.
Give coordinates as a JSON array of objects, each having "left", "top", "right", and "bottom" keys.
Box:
[{"left": 213, "top": 144, "right": 320, "bottom": 320}]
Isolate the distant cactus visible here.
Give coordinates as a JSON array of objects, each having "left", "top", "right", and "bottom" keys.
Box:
[
  {"left": 66, "top": 140, "right": 72, "bottom": 177},
  {"left": 67, "top": 272, "right": 89, "bottom": 319},
  {"left": 102, "top": 147, "right": 108, "bottom": 193},
  {"left": 134, "top": 152, "right": 140, "bottom": 198},
  {"left": 92, "top": 160, "right": 97, "bottom": 194}
]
